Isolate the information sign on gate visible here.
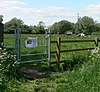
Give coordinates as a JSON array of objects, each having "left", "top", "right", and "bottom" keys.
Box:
[{"left": 25, "top": 37, "right": 38, "bottom": 48}]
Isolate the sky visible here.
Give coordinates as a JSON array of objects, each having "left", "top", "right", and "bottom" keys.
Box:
[{"left": 0, "top": 0, "right": 100, "bottom": 26}]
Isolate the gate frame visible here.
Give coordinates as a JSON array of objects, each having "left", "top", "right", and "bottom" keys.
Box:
[
  {"left": 15, "top": 28, "right": 21, "bottom": 62},
  {"left": 15, "top": 28, "right": 51, "bottom": 68},
  {"left": 4, "top": 27, "right": 51, "bottom": 68},
  {"left": 46, "top": 29, "right": 51, "bottom": 68}
]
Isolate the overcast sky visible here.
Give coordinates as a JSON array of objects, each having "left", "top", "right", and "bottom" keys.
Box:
[{"left": 0, "top": 0, "right": 100, "bottom": 26}]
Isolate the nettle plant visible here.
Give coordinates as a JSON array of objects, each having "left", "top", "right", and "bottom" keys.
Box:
[{"left": 90, "top": 47, "right": 100, "bottom": 60}]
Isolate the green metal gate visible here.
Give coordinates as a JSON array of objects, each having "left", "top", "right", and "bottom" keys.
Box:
[
  {"left": 20, "top": 30, "right": 51, "bottom": 66},
  {"left": 4, "top": 28, "right": 51, "bottom": 67},
  {"left": 4, "top": 28, "right": 18, "bottom": 55}
]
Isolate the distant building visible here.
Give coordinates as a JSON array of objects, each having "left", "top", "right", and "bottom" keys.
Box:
[{"left": 65, "top": 31, "right": 73, "bottom": 35}]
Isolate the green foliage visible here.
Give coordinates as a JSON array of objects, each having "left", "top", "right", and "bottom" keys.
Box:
[
  {"left": 75, "top": 16, "right": 95, "bottom": 34},
  {"left": 5, "top": 17, "right": 24, "bottom": 28},
  {"left": 0, "top": 48, "right": 24, "bottom": 92},
  {"left": 50, "top": 20, "right": 73, "bottom": 34},
  {"left": 94, "top": 23, "right": 100, "bottom": 32},
  {"left": 36, "top": 21, "right": 46, "bottom": 34},
  {"left": 4, "top": 19, "right": 46, "bottom": 34},
  {"left": 3, "top": 16, "right": 100, "bottom": 34},
  {"left": 2, "top": 34, "right": 100, "bottom": 92},
  {"left": 81, "top": 16, "right": 95, "bottom": 34},
  {"left": 0, "top": 15, "right": 3, "bottom": 23},
  {"left": 75, "top": 17, "right": 83, "bottom": 34},
  {"left": 21, "top": 24, "right": 34, "bottom": 33},
  {"left": 4, "top": 17, "right": 24, "bottom": 33}
]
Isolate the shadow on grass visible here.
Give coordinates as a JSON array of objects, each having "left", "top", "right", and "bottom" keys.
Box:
[
  {"left": 62, "top": 54, "right": 89, "bottom": 71},
  {"left": 5, "top": 49, "right": 90, "bottom": 80},
  {"left": 20, "top": 54, "right": 90, "bottom": 80},
  {"left": 20, "top": 50, "right": 50, "bottom": 79}
]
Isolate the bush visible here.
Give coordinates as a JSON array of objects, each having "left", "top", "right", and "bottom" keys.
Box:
[{"left": 0, "top": 48, "right": 24, "bottom": 92}]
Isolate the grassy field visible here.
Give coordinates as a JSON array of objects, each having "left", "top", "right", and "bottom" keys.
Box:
[{"left": 2, "top": 34, "right": 100, "bottom": 92}]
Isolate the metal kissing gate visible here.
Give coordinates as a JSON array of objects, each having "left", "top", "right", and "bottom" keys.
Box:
[{"left": 4, "top": 28, "right": 51, "bottom": 67}]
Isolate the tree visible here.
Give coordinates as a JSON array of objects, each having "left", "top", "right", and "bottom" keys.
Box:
[
  {"left": 0, "top": 15, "right": 3, "bottom": 23},
  {"left": 37, "top": 21, "right": 45, "bottom": 34},
  {"left": 75, "top": 16, "right": 95, "bottom": 35},
  {"left": 75, "top": 17, "right": 83, "bottom": 34},
  {"left": 5, "top": 18, "right": 24, "bottom": 28},
  {"left": 50, "top": 22, "right": 59, "bottom": 34},
  {"left": 95, "top": 23, "right": 100, "bottom": 32},
  {"left": 50, "top": 20, "right": 74, "bottom": 34},
  {"left": 81, "top": 16, "right": 95, "bottom": 34},
  {"left": 22, "top": 24, "right": 29, "bottom": 33},
  {"left": 27, "top": 25, "right": 38, "bottom": 34},
  {"left": 5, "top": 18, "right": 24, "bottom": 33},
  {"left": 91, "top": 23, "right": 100, "bottom": 35}
]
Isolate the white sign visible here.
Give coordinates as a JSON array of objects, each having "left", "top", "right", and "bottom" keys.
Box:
[{"left": 25, "top": 37, "right": 38, "bottom": 48}]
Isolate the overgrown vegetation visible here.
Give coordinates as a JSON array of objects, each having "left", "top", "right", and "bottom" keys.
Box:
[
  {"left": 0, "top": 48, "right": 25, "bottom": 92},
  {"left": 0, "top": 34, "right": 100, "bottom": 92}
]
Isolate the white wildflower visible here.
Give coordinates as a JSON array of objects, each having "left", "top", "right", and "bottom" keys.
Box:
[
  {"left": 3, "top": 52, "right": 8, "bottom": 55},
  {"left": 90, "top": 47, "right": 100, "bottom": 60}
]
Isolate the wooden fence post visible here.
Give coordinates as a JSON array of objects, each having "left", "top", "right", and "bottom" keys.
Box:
[
  {"left": 95, "top": 37, "right": 98, "bottom": 47},
  {"left": 0, "top": 23, "right": 4, "bottom": 49},
  {"left": 56, "top": 37, "right": 61, "bottom": 68}
]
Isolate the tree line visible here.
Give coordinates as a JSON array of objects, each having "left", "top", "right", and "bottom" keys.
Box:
[
  {"left": 1, "top": 15, "right": 100, "bottom": 35},
  {"left": 4, "top": 18, "right": 45, "bottom": 34}
]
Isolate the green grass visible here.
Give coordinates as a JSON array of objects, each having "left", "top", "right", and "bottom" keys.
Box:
[
  {"left": 3, "top": 57, "right": 99, "bottom": 92},
  {"left": 2, "top": 34, "right": 100, "bottom": 92}
]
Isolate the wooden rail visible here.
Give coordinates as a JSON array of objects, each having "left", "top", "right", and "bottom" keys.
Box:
[
  {"left": 51, "top": 47, "right": 94, "bottom": 54},
  {"left": 50, "top": 37, "right": 99, "bottom": 67}
]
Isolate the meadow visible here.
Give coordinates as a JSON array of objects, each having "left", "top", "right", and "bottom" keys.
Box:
[{"left": 1, "top": 34, "right": 100, "bottom": 92}]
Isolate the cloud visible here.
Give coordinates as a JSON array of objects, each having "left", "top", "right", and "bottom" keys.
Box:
[
  {"left": 0, "top": 0, "right": 26, "bottom": 14},
  {"left": 0, "top": 0, "right": 26, "bottom": 6},
  {"left": 0, "top": 0, "right": 77, "bottom": 25},
  {"left": 0, "top": 0, "right": 94, "bottom": 25},
  {"left": 83, "top": 4, "right": 100, "bottom": 14},
  {"left": 78, "top": 4, "right": 100, "bottom": 22},
  {"left": 1, "top": 0, "right": 100, "bottom": 25},
  {"left": 28, "top": 7, "right": 77, "bottom": 25}
]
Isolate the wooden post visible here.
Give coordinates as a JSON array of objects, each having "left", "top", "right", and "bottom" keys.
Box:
[
  {"left": 0, "top": 23, "right": 4, "bottom": 49},
  {"left": 95, "top": 37, "right": 98, "bottom": 47},
  {"left": 56, "top": 37, "right": 61, "bottom": 68}
]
